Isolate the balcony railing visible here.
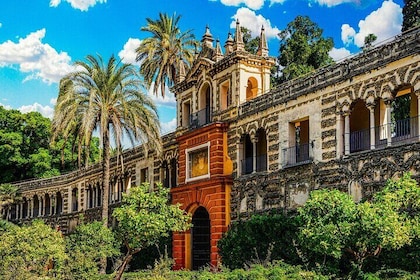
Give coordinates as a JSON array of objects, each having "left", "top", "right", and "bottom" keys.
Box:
[
  {"left": 190, "top": 107, "right": 211, "bottom": 128},
  {"left": 256, "top": 154, "right": 267, "bottom": 172},
  {"left": 240, "top": 154, "right": 267, "bottom": 175},
  {"left": 283, "top": 142, "right": 312, "bottom": 167},
  {"left": 349, "top": 116, "right": 419, "bottom": 153},
  {"left": 350, "top": 128, "right": 370, "bottom": 153},
  {"left": 241, "top": 157, "right": 253, "bottom": 175}
]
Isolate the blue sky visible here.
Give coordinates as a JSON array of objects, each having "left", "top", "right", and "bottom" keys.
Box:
[{"left": 0, "top": 0, "right": 404, "bottom": 135}]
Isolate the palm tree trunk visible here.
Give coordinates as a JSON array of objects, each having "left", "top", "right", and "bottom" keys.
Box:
[
  {"left": 99, "top": 125, "right": 111, "bottom": 274},
  {"left": 102, "top": 125, "right": 110, "bottom": 226}
]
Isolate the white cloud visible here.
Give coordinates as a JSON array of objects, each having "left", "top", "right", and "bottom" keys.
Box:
[
  {"left": 329, "top": 47, "right": 352, "bottom": 61},
  {"left": 0, "top": 23, "right": 2, "bottom": 28},
  {"left": 218, "top": 0, "right": 265, "bottom": 10},
  {"left": 310, "top": 0, "right": 379, "bottom": 7},
  {"left": 148, "top": 84, "right": 177, "bottom": 108},
  {"left": 50, "top": 0, "right": 106, "bottom": 11},
  {"left": 341, "top": 0, "right": 402, "bottom": 48},
  {"left": 230, "top": 7, "right": 280, "bottom": 39},
  {"left": 19, "top": 103, "right": 55, "bottom": 119},
  {"left": 0, "top": 103, "right": 12, "bottom": 110},
  {"left": 0, "top": 29, "right": 75, "bottom": 84},
  {"left": 160, "top": 118, "right": 177, "bottom": 134},
  {"left": 311, "top": 0, "right": 357, "bottom": 7},
  {"left": 341, "top": 24, "right": 356, "bottom": 45},
  {"left": 269, "top": 0, "right": 286, "bottom": 6},
  {"left": 118, "top": 38, "right": 141, "bottom": 65}
]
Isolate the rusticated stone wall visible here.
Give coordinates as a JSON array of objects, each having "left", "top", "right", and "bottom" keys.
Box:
[{"left": 231, "top": 141, "right": 420, "bottom": 221}]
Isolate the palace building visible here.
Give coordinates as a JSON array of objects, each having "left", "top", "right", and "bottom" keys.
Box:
[{"left": 2, "top": 23, "right": 420, "bottom": 270}]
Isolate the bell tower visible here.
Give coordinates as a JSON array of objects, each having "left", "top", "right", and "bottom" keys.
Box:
[{"left": 170, "top": 22, "right": 275, "bottom": 270}]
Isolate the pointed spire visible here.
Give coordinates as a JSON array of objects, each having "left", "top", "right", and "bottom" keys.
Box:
[
  {"left": 178, "top": 59, "right": 186, "bottom": 83},
  {"left": 233, "top": 19, "right": 244, "bottom": 51},
  {"left": 214, "top": 39, "right": 224, "bottom": 61},
  {"left": 224, "top": 32, "right": 234, "bottom": 55},
  {"left": 201, "top": 25, "right": 214, "bottom": 49},
  {"left": 257, "top": 25, "right": 268, "bottom": 57}
]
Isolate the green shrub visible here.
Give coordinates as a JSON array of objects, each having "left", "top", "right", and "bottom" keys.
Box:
[
  {"left": 218, "top": 212, "right": 301, "bottom": 269},
  {"left": 121, "top": 261, "right": 328, "bottom": 280}
]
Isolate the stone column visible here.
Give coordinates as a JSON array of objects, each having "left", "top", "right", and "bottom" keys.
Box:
[
  {"left": 416, "top": 91, "right": 420, "bottom": 140},
  {"left": 252, "top": 137, "right": 257, "bottom": 173},
  {"left": 168, "top": 164, "right": 173, "bottom": 189},
  {"left": 344, "top": 112, "right": 350, "bottom": 155},
  {"left": 50, "top": 195, "right": 55, "bottom": 216},
  {"left": 385, "top": 100, "right": 392, "bottom": 147},
  {"left": 336, "top": 112, "right": 344, "bottom": 159},
  {"left": 67, "top": 187, "right": 72, "bottom": 214},
  {"left": 30, "top": 198, "right": 34, "bottom": 218},
  {"left": 236, "top": 141, "right": 242, "bottom": 175},
  {"left": 19, "top": 202, "right": 23, "bottom": 219},
  {"left": 15, "top": 204, "right": 20, "bottom": 220},
  {"left": 368, "top": 104, "right": 376, "bottom": 150},
  {"left": 126, "top": 176, "right": 132, "bottom": 194},
  {"left": 40, "top": 196, "right": 44, "bottom": 217}
]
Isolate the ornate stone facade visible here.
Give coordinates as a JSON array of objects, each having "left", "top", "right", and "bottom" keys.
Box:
[{"left": 3, "top": 24, "right": 420, "bottom": 270}]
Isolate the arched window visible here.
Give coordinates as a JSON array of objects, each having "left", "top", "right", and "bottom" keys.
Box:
[
  {"left": 71, "top": 188, "right": 78, "bottom": 212},
  {"left": 246, "top": 77, "right": 258, "bottom": 100},
  {"left": 256, "top": 128, "right": 267, "bottom": 172},
  {"left": 56, "top": 192, "right": 63, "bottom": 215},
  {"left": 33, "top": 195, "right": 40, "bottom": 217},
  {"left": 44, "top": 193, "right": 51, "bottom": 216},
  {"left": 350, "top": 99, "right": 370, "bottom": 153}
]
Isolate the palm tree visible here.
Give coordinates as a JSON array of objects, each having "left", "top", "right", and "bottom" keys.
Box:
[
  {"left": 52, "top": 54, "right": 162, "bottom": 225},
  {"left": 136, "top": 13, "right": 197, "bottom": 97},
  {"left": 0, "top": 183, "right": 20, "bottom": 220}
]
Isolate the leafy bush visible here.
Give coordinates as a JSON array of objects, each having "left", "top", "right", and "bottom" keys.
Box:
[
  {"left": 63, "top": 220, "right": 119, "bottom": 279},
  {"left": 0, "top": 219, "right": 66, "bottom": 279},
  {"left": 120, "top": 261, "right": 329, "bottom": 280},
  {"left": 217, "top": 212, "right": 301, "bottom": 269}
]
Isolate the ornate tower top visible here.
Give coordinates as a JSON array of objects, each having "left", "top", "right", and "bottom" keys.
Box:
[
  {"left": 256, "top": 25, "right": 268, "bottom": 57},
  {"left": 224, "top": 32, "right": 234, "bottom": 55},
  {"left": 233, "top": 19, "right": 244, "bottom": 51},
  {"left": 214, "top": 39, "right": 224, "bottom": 62},
  {"left": 201, "top": 25, "right": 214, "bottom": 49},
  {"left": 178, "top": 59, "right": 186, "bottom": 83}
]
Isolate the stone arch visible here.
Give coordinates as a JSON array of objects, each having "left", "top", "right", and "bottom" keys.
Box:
[
  {"left": 191, "top": 206, "right": 211, "bottom": 270},
  {"left": 349, "top": 99, "right": 370, "bottom": 153},
  {"left": 32, "top": 194, "right": 40, "bottom": 218},
  {"left": 56, "top": 191, "right": 63, "bottom": 215},
  {"left": 198, "top": 81, "right": 212, "bottom": 111},
  {"left": 246, "top": 76, "right": 258, "bottom": 100}
]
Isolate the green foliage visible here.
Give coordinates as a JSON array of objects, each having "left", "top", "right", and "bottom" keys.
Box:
[
  {"left": 277, "top": 16, "right": 333, "bottom": 82},
  {"left": 128, "top": 235, "right": 172, "bottom": 271},
  {"left": 136, "top": 13, "right": 197, "bottom": 97},
  {"left": 241, "top": 27, "right": 260, "bottom": 54},
  {"left": 362, "top": 34, "right": 377, "bottom": 51},
  {"left": 0, "top": 183, "right": 21, "bottom": 219},
  {"left": 54, "top": 54, "right": 162, "bottom": 225},
  {"left": 0, "top": 106, "right": 99, "bottom": 183},
  {"left": 0, "top": 219, "right": 66, "bottom": 280},
  {"left": 64, "top": 220, "right": 119, "bottom": 279},
  {"left": 112, "top": 182, "right": 191, "bottom": 279},
  {"left": 298, "top": 177, "right": 419, "bottom": 274},
  {"left": 298, "top": 190, "right": 355, "bottom": 260},
  {"left": 402, "top": 0, "right": 420, "bottom": 32},
  {"left": 121, "top": 261, "right": 329, "bottom": 280},
  {"left": 218, "top": 212, "right": 300, "bottom": 269}
]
